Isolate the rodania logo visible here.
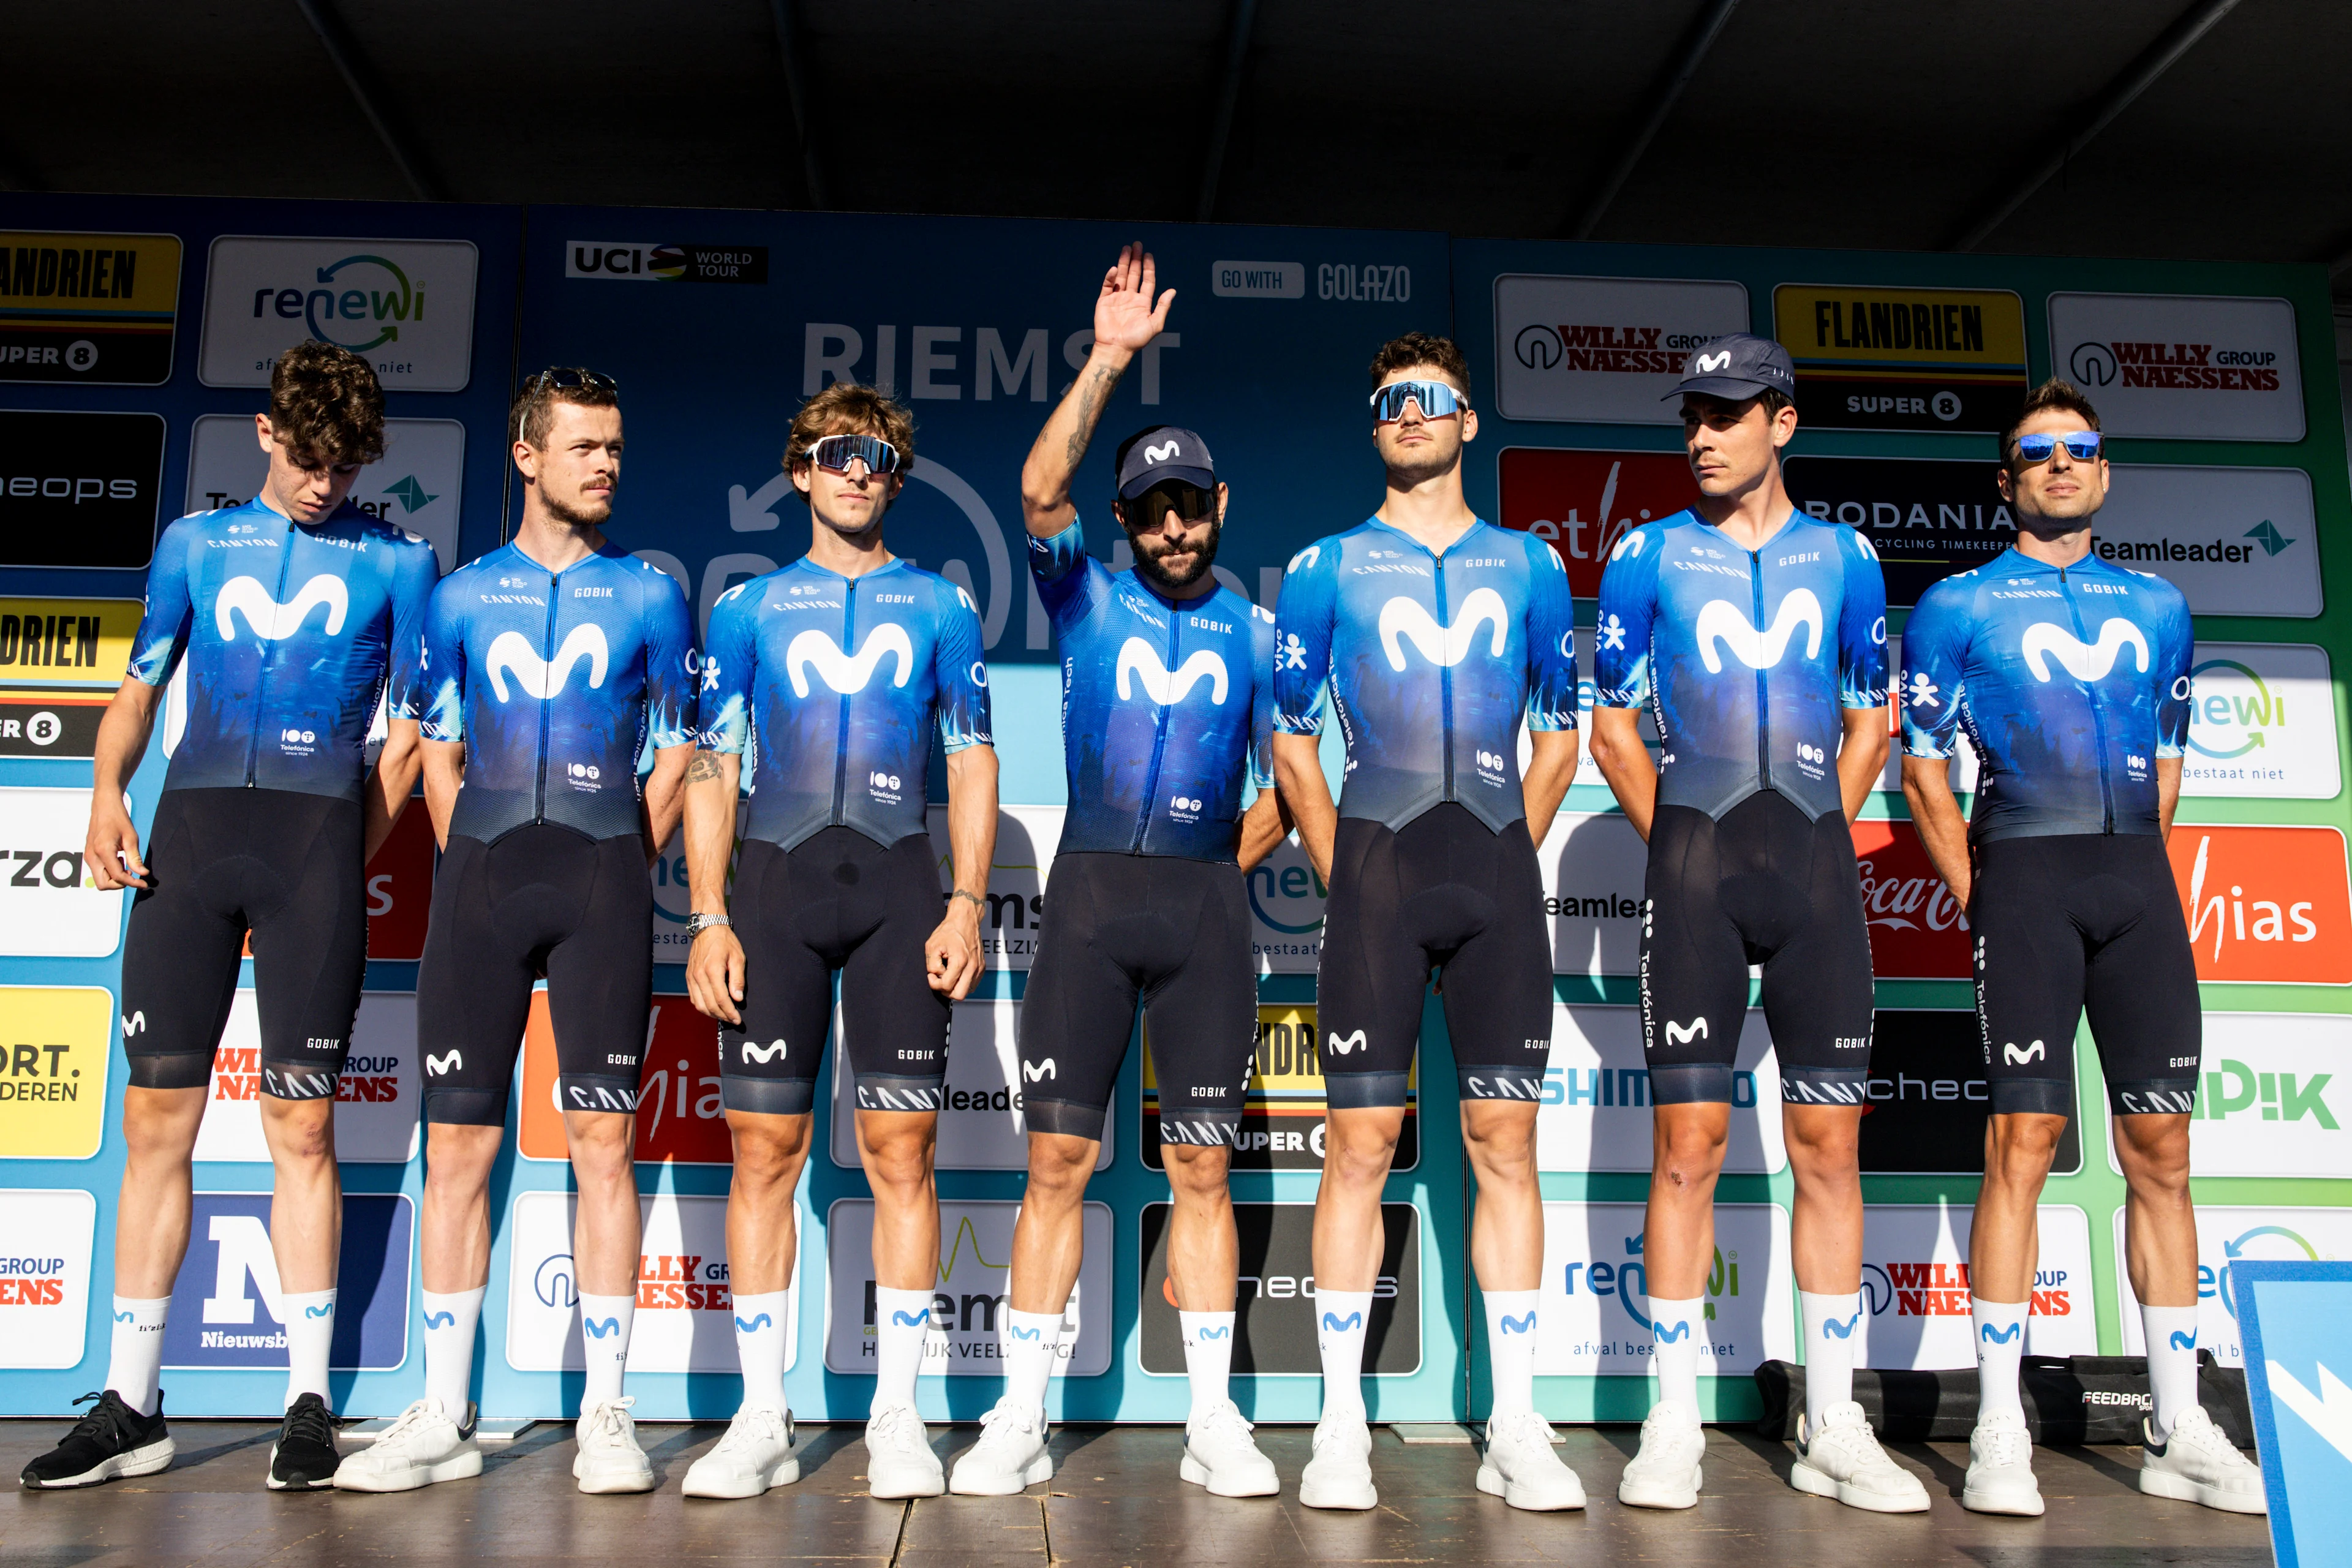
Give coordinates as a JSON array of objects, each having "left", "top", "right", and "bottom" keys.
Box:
[{"left": 2170, "top": 825, "right": 2352, "bottom": 984}]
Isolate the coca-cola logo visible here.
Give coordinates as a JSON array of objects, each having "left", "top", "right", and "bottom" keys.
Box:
[{"left": 1855, "top": 856, "right": 1969, "bottom": 934}]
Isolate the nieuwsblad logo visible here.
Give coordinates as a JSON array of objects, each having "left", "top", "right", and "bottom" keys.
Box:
[
  {"left": 485, "top": 625, "right": 608, "bottom": 702},
  {"left": 1115, "top": 638, "right": 1227, "bottom": 705},
  {"left": 787, "top": 624, "right": 911, "bottom": 697},
  {"left": 216, "top": 575, "right": 347, "bottom": 642},
  {"left": 1378, "top": 587, "right": 1507, "bottom": 671},
  {"left": 1695, "top": 590, "right": 1821, "bottom": 673},
  {"left": 163, "top": 1193, "right": 410, "bottom": 1369}
]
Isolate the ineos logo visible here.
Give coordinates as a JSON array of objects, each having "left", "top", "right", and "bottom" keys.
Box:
[
  {"left": 2068, "top": 342, "right": 2117, "bottom": 387},
  {"left": 1514, "top": 325, "right": 1561, "bottom": 370}
]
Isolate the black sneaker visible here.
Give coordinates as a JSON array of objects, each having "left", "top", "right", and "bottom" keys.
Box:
[
  {"left": 268, "top": 1392, "right": 341, "bottom": 1491},
  {"left": 20, "top": 1389, "right": 174, "bottom": 1489}
]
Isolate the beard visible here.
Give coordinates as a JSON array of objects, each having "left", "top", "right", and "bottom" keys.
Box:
[
  {"left": 1129, "top": 521, "right": 1220, "bottom": 595},
  {"left": 543, "top": 487, "right": 613, "bottom": 529}
]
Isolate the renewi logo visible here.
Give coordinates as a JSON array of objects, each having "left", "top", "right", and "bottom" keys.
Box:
[
  {"left": 2206, "top": 1223, "right": 2323, "bottom": 1322},
  {"left": 248, "top": 252, "right": 428, "bottom": 353},
  {"left": 1561, "top": 1230, "right": 1742, "bottom": 1327},
  {"left": 2188, "top": 655, "right": 2293, "bottom": 761},
  {"left": 1247, "top": 857, "right": 1327, "bottom": 935}
]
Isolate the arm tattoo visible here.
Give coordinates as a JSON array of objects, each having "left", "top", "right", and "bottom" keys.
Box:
[
  {"left": 1063, "top": 361, "right": 1117, "bottom": 468},
  {"left": 684, "top": 751, "right": 723, "bottom": 783}
]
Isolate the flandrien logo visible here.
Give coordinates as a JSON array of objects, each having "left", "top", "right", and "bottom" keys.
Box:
[{"left": 565, "top": 243, "right": 769, "bottom": 285}]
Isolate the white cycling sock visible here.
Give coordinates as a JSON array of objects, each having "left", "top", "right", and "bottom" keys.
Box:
[
  {"left": 732, "top": 1290, "right": 791, "bottom": 1414},
  {"left": 870, "top": 1287, "right": 933, "bottom": 1416},
  {"left": 2143, "top": 1305, "right": 2201, "bottom": 1442},
  {"left": 578, "top": 1292, "right": 634, "bottom": 1405},
  {"left": 421, "top": 1286, "right": 484, "bottom": 1423},
  {"left": 1003, "top": 1308, "right": 1065, "bottom": 1423},
  {"left": 1315, "top": 1289, "right": 1374, "bottom": 1419},
  {"left": 1649, "top": 1297, "right": 1705, "bottom": 1415},
  {"left": 106, "top": 1295, "right": 170, "bottom": 1417},
  {"left": 1180, "top": 1311, "right": 1235, "bottom": 1419},
  {"left": 1972, "top": 1296, "right": 2027, "bottom": 1422},
  {"left": 1799, "top": 1289, "right": 1863, "bottom": 1433},
  {"left": 281, "top": 1289, "right": 336, "bottom": 1409},
  {"left": 1484, "top": 1290, "right": 1540, "bottom": 1419}
]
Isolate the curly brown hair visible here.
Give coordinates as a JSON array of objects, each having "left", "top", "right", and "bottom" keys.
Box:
[
  {"left": 786, "top": 382, "right": 914, "bottom": 477},
  {"left": 1368, "top": 331, "right": 1472, "bottom": 403},
  {"left": 267, "top": 341, "right": 386, "bottom": 465}
]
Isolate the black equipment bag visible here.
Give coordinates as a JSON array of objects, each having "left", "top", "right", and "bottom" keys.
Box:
[{"left": 1754, "top": 1352, "right": 2253, "bottom": 1446}]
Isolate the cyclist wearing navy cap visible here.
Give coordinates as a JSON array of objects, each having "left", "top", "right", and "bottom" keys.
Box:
[
  {"left": 1904, "top": 379, "right": 2262, "bottom": 1518},
  {"left": 24, "top": 343, "right": 435, "bottom": 1496},
  {"left": 680, "top": 380, "right": 997, "bottom": 1502},
  {"left": 1590, "top": 334, "right": 1923, "bottom": 1515},
  {"left": 1272, "top": 332, "right": 1584, "bottom": 1513},
  {"left": 949, "top": 246, "right": 1284, "bottom": 1501}
]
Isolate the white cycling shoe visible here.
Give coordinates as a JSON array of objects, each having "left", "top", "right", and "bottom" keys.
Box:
[
  {"left": 682, "top": 1404, "right": 797, "bottom": 1499},
  {"left": 1616, "top": 1401, "right": 1705, "bottom": 1510},
  {"left": 1961, "top": 1409, "right": 2045, "bottom": 1516},
  {"left": 2139, "top": 1406, "right": 2267, "bottom": 1514},
  {"left": 331, "top": 1398, "right": 481, "bottom": 1493},
  {"left": 573, "top": 1395, "right": 656, "bottom": 1494},
  {"left": 1180, "top": 1399, "right": 1279, "bottom": 1498},
  {"left": 1297, "top": 1409, "right": 1377, "bottom": 1510},
  {"left": 948, "top": 1397, "right": 1054, "bottom": 1495},
  {"left": 1790, "top": 1400, "right": 1929, "bottom": 1513},
  {"left": 1477, "top": 1409, "right": 1586, "bottom": 1511},
  {"left": 865, "top": 1403, "right": 946, "bottom": 1499}
]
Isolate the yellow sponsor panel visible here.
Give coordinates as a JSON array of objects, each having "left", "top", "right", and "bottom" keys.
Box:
[
  {"left": 1773, "top": 284, "right": 2027, "bottom": 369},
  {"left": 0, "top": 232, "right": 183, "bottom": 385},
  {"left": 0, "top": 598, "right": 143, "bottom": 687},
  {"left": 0, "top": 986, "right": 115, "bottom": 1159}
]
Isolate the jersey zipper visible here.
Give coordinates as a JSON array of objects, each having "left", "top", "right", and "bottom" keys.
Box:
[
  {"left": 243, "top": 518, "right": 298, "bottom": 787},
  {"left": 2059, "top": 565, "right": 2117, "bottom": 833},
  {"left": 1131, "top": 595, "right": 1180, "bottom": 853},
  {"left": 1749, "top": 549, "right": 1771, "bottom": 792},
  {"left": 533, "top": 567, "right": 559, "bottom": 823},
  {"left": 1435, "top": 549, "right": 1455, "bottom": 799},
  {"left": 831, "top": 578, "right": 856, "bottom": 826}
]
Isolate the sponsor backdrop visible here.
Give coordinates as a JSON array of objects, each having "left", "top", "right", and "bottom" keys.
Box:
[{"left": 1, "top": 193, "right": 2345, "bottom": 1428}]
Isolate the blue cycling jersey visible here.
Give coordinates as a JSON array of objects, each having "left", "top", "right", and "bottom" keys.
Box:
[
  {"left": 127, "top": 497, "right": 439, "bottom": 802},
  {"left": 1271, "top": 518, "right": 1577, "bottom": 835},
  {"left": 699, "top": 555, "right": 991, "bottom": 851},
  {"left": 420, "top": 541, "right": 698, "bottom": 843},
  {"left": 1900, "top": 545, "right": 2193, "bottom": 841},
  {"left": 1030, "top": 520, "right": 1276, "bottom": 862},
  {"left": 1593, "top": 510, "right": 1888, "bottom": 823}
]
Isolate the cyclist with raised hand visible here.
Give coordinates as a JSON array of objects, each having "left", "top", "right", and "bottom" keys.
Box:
[
  {"left": 331, "top": 368, "right": 697, "bottom": 1498},
  {"left": 1903, "top": 379, "right": 2261, "bottom": 1518},
  {"left": 1271, "top": 333, "right": 1583, "bottom": 1513},
  {"left": 18, "top": 344, "right": 435, "bottom": 1496},
  {"left": 947, "top": 245, "right": 1285, "bottom": 1500},
  {"left": 1588, "top": 334, "right": 1918, "bottom": 1515},
  {"left": 680, "top": 382, "right": 995, "bottom": 1502}
]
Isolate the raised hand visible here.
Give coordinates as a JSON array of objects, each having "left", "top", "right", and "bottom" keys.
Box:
[{"left": 1094, "top": 242, "right": 1175, "bottom": 356}]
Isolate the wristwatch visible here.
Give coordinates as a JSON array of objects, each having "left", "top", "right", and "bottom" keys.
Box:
[{"left": 684, "top": 913, "right": 733, "bottom": 939}]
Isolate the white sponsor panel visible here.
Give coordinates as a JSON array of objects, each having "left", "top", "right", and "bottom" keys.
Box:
[
  {"left": 2183, "top": 643, "right": 2339, "bottom": 799},
  {"left": 2048, "top": 292, "right": 2304, "bottom": 442},
  {"left": 0, "top": 1188, "right": 96, "bottom": 1369},
  {"left": 1537, "top": 1005, "right": 1787, "bottom": 1175},
  {"left": 0, "top": 786, "right": 128, "bottom": 957},
  {"left": 190, "top": 992, "right": 421, "bottom": 1164},
  {"left": 2093, "top": 464, "right": 2319, "bottom": 617},
  {"left": 825, "top": 1198, "right": 1112, "bottom": 1377},
  {"left": 926, "top": 804, "right": 1060, "bottom": 971},
  {"left": 183, "top": 414, "right": 466, "bottom": 572},
  {"left": 1536, "top": 1201, "right": 1794, "bottom": 1377},
  {"left": 198, "top": 236, "right": 480, "bottom": 391},
  {"left": 1534, "top": 810, "right": 1648, "bottom": 976},
  {"left": 1494, "top": 274, "right": 1752, "bottom": 424},
  {"left": 2099, "top": 1014, "right": 2352, "bottom": 1181},
  {"left": 505, "top": 1190, "right": 796, "bottom": 1374},
  {"left": 1246, "top": 832, "right": 1324, "bottom": 973},
  {"left": 829, "top": 1000, "right": 1110, "bottom": 1172},
  {"left": 2116, "top": 1206, "right": 2352, "bottom": 1368},
  {"left": 1856, "top": 1204, "right": 2095, "bottom": 1370}
]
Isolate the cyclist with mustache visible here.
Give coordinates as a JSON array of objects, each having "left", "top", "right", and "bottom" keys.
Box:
[{"left": 949, "top": 245, "right": 1285, "bottom": 1499}]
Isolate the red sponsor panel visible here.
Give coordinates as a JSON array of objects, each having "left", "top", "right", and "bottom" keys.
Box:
[
  {"left": 2168, "top": 824, "right": 2352, "bottom": 984},
  {"left": 519, "top": 992, "right": 729, "bottom": 1163},
  {"left": 363, "top": 803, "right": 434, "bottom": 961},
  {"left": 1496, "top": 447, "right": 1698, "bottom": 598},
  {"left": 1850, "top": 820, "right": 1971, "bottom": 979}
]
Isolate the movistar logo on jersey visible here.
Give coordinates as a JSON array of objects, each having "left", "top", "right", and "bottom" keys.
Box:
[
  {"left": 2021, "top": 618, "right": 2148, "bottom": 683},
  {"left": 216, "top": 574, "right": 349, "bottom": 641},
  {"left": 1378, "top": 586, "right": 1508, "bottom": 671},
  {"left": 787, "top": 624, "right": 912, "bottom": 696},
  {"left": 486, "top": 625, "right": 609, "bottom": 701},
  {"left": 1695, "top": 589, "right": 1822, "bottom": 673},
  {"left": 1115, "top": 637, "right": 1228, "bottom": 705}
]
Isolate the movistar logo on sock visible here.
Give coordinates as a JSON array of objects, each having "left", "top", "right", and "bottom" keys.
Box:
[
  {"left": 890, "top": 1309, "right": 930, "bottom": 1329},
  {"left": 1498, "top": 1310, "right": 1536, "bottom": 1335},
  {"left": 1008, "top": 1324, "right": 1042, "bottom": 1341},
  {"left": 112, "top": 1309, "right": 135, "bottom": 1323},
  {"left": 2169, "top": 1329, "right": 2198, "bottom": 1351},
  {"left": 735, "top": 1313, "right": 774, "bottom": 1333},
  {"left": 303, "top": 1302, "right": 334, "bottom": 1319},
  {"left": 1981, "top": 1320, "right": 2021, "bottom": 1344},
  {"left": 583, "top": 1316, "right": 621, "bottom": 1339},
  {"left": 1823, "top": 1310, "right": 1861, "bottom": 1340},
  {"left": 1321, "top": 1310, "right": 1362, "bottom": 1333},
  {"left": 1654, "top": 1319, "right": 1691, "bottom": 1343},
  {"left": 1195, "top": 1325, "right": 1231, "bottom": 1341},
  {"left": 423, "top": 1310, "right": 456, "bottom": 1329}
]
